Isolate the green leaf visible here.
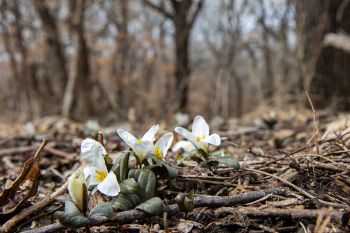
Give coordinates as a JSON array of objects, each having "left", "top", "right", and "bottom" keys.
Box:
[
  {"left": 175, "top": 190, "right": 195, "bottom": 213},
  {"left": 210, "top": 156, "right": 240, "bottom": 170},
  {"left": 128, "top": 168, "right": 141, "bottom": 181},
  {"left": 147, "top": 163, "right": 178, "bottom": 179},
  {"left": 120, "top": 178, "right": 139, "bottom": 194},
  {"left": 111, "top": 169, "right": 158, "bottom": 212},
  {"left": 110, "top": 150, "right": 130, "bottom": 182},
  {"left": 135, "top": 197, "right": 163, "bottom": 216},
  {"left": 197, "top": 149, "right": 208, "bottom": 160},
  {"left": 137, "top": 169, "right": 156, "bottom": 201},
  {"left": 111, "top": 193, "right": 141, "bottom": 211},
  {"left": 88, "top": 203, "right": 113, "bottom": 222},
  {"left": 55, "top": 200, "right": 89, "bottom": 228}
]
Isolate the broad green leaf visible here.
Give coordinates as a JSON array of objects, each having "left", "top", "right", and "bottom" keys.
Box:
[
  {"left": 147, "top": 163, "right": 178, "bottom": 179},
  {"left": 135, "top": 197, "right": 163, "bottom": 216},
  {"left": 137, "top": 169, "right": 156, "bottom": 201},
  {"left": 55, "top": 200, "right": 89, "bottom": 228},
  {"left": 111, "top": 150, "right": 130, "bottom": 182},
  {"left": 111, "top": 169, "right": 158, "bottom": 212},
  {"left": 111, "top": 193, "right": 141, "bottom": 211},
  {"left": 210, "top": 156, "right": 240, "bottom": 170},
  {"left": 119, "top": 178, "right": 139, "bottom": 194},
  {"left": 128, "top": 168, "right": 141, "bottom": 181},
  {"left": 88, "top": 203, "right": 113, "bottom": 222},
  {"left": 197, "top": 149, "right": 208, "bottom": 160}
]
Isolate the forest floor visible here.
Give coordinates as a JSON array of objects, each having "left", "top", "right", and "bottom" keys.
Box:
[{"left": 1, "top": 106, "right": 350, "bottom": 233}]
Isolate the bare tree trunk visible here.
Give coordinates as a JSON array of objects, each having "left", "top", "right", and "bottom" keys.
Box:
[
  {"left": 297, "top": 0, "right": 350, "bottom": 109},
  {"left": 0, "top": 2, "right": 20, "bottom": 113},
  {"left": 11, "top": 0, "right": 33, "bottom": 118},
  {"left": 144, "top": 0, "right": 204, "bottom": 113},
  {"left": 275, "top": 0, "right": 291, "bottom": 106},
  {"left": 62, "top": 0, "right": 91, "bottom": 118},
  {"left": 258, "top": 0, "right": 274, "bottom": 99},
  {"left": 32, "top": 0, "right": 68, "bottom": 96}
]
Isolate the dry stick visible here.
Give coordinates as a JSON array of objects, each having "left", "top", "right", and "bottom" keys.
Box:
[
  {"left": 245, "top": 168, "right": 348, "bottom": 208},
  {"left": 2, "top": 181, "right": 68, "bottom": 232},
  {"left": 44, "top": 146, "right": 76, "bottom": 160},
  {"left": 21, "top": 188, "right": 285, "bottom": 233},
  {"left": 304, "top": 90, "right": 320, "bottom": 154},
  {"left": 23, "top": 205, "right": 349, "bottom": 233},
  {"left": 221, "top": 207, "right": 347, "bottom": 223},
  {"left": 0, "top": 145, "right": 37, "bottom": 157}
]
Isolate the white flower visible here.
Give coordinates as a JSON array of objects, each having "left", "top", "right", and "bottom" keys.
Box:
[
  {"left": 153, "top": 132, "right": 174, "bottom": 160},
  {"left": 80, "top": 138, "right": 120, "bottom": 197},
  {"left": 68, "top": 172, "right": 87, "bottom": 212},
  {"left": 175, "top": 115, "right": 221, "bottom": 153},
  {"left": 172, "top": 140, "right": 196, "bottom": 153},
  {"left": 117, "top": 125, "right": 159, "bottom": 163}
]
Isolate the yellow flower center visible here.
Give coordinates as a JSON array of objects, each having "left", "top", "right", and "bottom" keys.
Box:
[
  {"left": 154, "top": 145, "right": 162, "bottom": 160},
  {"left": 95, "top": 169, "right": 107, "bottom": 182},
  {"left": 196, "top": 136, "right": 200, "bottom": 142},
  {"left": 137, "top": 138, "right": 142, "bottom": 143},
  {"left": 202, "top": 133, "right": 206, "bottom": 139}
]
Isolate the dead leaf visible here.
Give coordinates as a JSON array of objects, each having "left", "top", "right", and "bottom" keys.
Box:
[{"left": 0, "top": 140, "right": 47, "bottom": 223}]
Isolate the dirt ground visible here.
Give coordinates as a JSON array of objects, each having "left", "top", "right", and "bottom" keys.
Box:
[{"left": 1, "top": 107, "right": 350, "bottom": 232}]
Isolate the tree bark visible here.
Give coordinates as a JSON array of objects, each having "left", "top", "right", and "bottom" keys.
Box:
[
  {"left": 32, "top": 0, "right": 68, "bottom": 95},
  {"left": 144, "top": 0, "right": 204, "bottom": 112},
  {"left": 296, "top": 0, "right": 350, "bottom": 109},
  {"left": 62, "top": 0, "right": 91, "bottom": 118}
]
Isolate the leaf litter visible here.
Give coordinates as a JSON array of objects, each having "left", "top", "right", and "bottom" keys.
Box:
[{"left": 0, "top": 108, "right": 350, "bottom": 232}]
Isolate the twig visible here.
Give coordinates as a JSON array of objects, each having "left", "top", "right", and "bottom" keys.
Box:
[
  {"left": 236, "top": 208, "right": 346, "bottom": 223},
  {"left": 21, "top": 188, "right": 285, "bottom": 233},
  {"left": 304, "top": 90, "right": 320, "bottom": 154},
  {"left": 245, "top": 168, "right": 348, "bottom": 208},
  {"left": 0, "top": 145, "right": 37, "bottom": 157},
  {"left": 2, "top": 181, "right": 68, "bottom": 232},
  {"left": 44, "top": 146, "right": 76, "bottom": 160}
]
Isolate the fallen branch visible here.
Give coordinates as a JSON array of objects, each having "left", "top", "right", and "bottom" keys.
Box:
[
  {"left": 214, "top": 207, "right": 348, "bottom": 223},
  {"left": 0, "top": 145, "right": 37, "bottom": 157},
  {"left": 21, "top": 188, "right": 285, "bottom": 233}
]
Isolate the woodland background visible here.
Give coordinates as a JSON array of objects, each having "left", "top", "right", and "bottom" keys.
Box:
[{"left": 0, "top": 0, "right": 349, "bottom": 126}]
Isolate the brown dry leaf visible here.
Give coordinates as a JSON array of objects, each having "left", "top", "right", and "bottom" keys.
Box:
[{"left": 0, "top": 140, "right": 47, "bottom": 223}]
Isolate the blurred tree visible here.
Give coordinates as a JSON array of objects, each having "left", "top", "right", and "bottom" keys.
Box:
[
  {"left": 296, "top": 0, "right": 350, "bottom": 109},
  {"left": 143, "top": 0, "right": 204, "bottom": 112},
  {"left": 32, "top": 0, "right": 68, "bottom": 95},
  {"left": 62, "top": 0, "right": 91, "bottom": 118}
]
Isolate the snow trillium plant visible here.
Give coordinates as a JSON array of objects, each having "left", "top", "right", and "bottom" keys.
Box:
[
  {"left": 175, "top": 115, "right": 221, "bottom": 155},
  {"left": 117, "top": 125, "right": 173, "bottom": 164},
  {"left": 81, "top": 138, "right": 120, "bottom": 196}
]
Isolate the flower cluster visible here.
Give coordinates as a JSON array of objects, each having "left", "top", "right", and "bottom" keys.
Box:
[{"left": 68, "top": 115, "right": 220, "bottom": 202}]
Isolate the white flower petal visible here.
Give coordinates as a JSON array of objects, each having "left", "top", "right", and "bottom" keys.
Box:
[
  {"left": 192, "top": 115, "right": 209, "bottom": 138},
  {"left": 83, "top": 167, "right": 100, "bottom": 187},
  {"left": 97, "top": 172, "right": 120, "bottom": 196},
  {"left": 134, "top": 140, "right": 154, "bottom": 162},
  {"left": 117, "top": 129, "right": 138, "bottom": 150},
  {"left": 206, "top": 134, "right": 221, "bottom": 146},
  {"left": 81, "top": 138, "right": 107, "bottom": 171},
  {"left": 142, "top": 124, "right": 159, "bottom": 142},
  {"left": 172, "top": 140, "right": 196, "bottom": 153},
  {"left": 175, "top": 127, "right": 196, "bottom": 144},
  {"left": 155, "top": 132, "right": 173, "bottom": 159},
  {"left": 68, "top": 172, "right": 86, "bottom": 212}
]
